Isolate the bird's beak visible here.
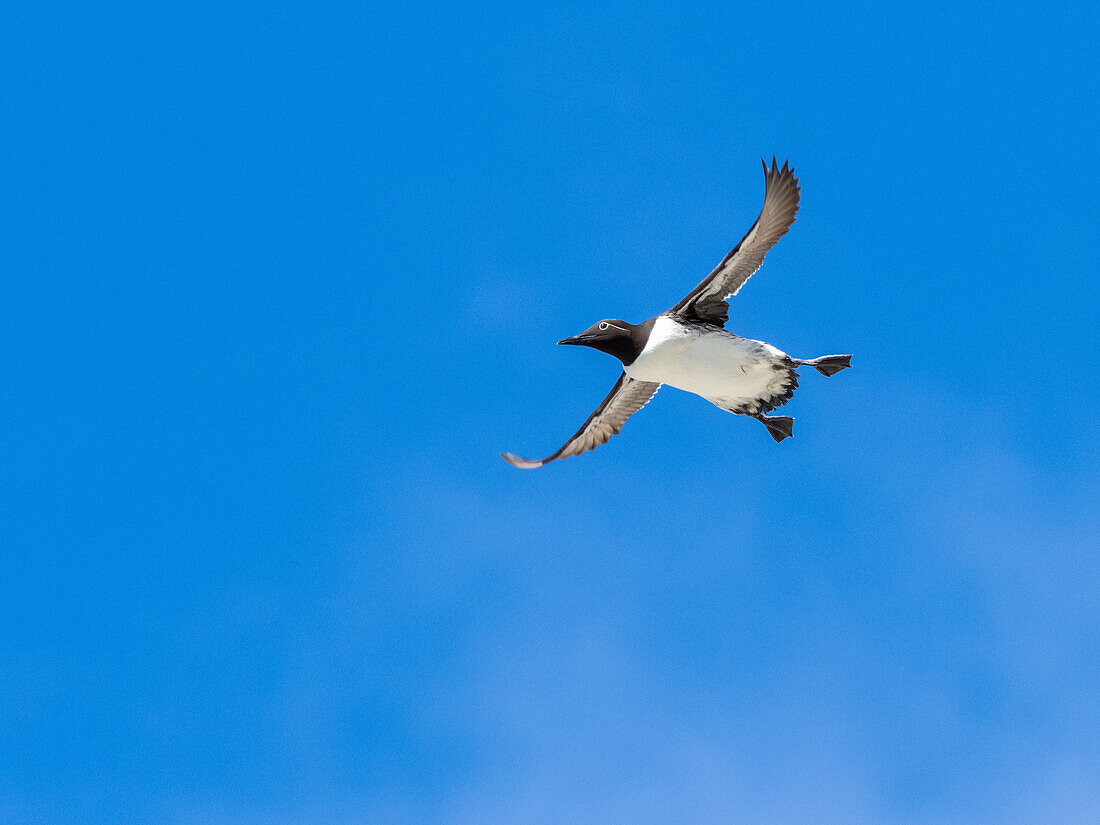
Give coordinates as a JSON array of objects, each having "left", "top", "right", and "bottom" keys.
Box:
[{"left": 557, "top": 334, "right": 594, "bottom": 346}]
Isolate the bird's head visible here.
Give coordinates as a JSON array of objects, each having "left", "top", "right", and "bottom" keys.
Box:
[{"left": 558, "top": 319, "right": 647, "bottom": 366}]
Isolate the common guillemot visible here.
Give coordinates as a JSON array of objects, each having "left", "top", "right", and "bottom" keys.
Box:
[{"left": 502, "top": 158, "right": 851, "bottom": 469}]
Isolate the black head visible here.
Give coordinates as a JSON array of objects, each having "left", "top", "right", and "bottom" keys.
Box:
[{"left": 557, "top": 317, "right": 655, "bottom": 366}]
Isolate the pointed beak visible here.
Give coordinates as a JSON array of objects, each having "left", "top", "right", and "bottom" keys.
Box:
[{"left": 557, "top": 334, "right": 593, "bottom": 346}]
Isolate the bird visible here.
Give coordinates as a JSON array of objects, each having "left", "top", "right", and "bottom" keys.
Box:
[{"left": 501, "top": 158, "right": 851, "bottom": 469}]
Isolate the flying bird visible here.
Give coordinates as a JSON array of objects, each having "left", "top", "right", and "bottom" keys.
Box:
[{"left": 502, "top": 158, "right": 851, "bottom": 469}]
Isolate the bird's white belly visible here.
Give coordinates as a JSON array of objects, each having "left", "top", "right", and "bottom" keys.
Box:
[{"left": 625, "top": 317, "right": 791, "bottom": 404}]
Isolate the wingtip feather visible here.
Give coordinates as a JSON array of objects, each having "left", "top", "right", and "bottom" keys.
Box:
[{"left": 500, "top": 451, "right": 544, "bottom": 469}]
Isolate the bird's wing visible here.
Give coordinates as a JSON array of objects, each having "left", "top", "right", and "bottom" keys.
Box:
[
  {"left": 668, "top": 157, "right": 800, "bottom": 326},
  {"left": 501, "top": 373, "right": 660, "bottom": 469}
]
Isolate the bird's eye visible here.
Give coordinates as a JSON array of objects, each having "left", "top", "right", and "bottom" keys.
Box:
[{"left": 598, "top": 322, "right": 609, "bottom": 331}]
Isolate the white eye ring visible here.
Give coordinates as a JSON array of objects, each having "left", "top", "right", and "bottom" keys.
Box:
[{"left": 598, "top": 322, "right": 609, "bottom": 331}]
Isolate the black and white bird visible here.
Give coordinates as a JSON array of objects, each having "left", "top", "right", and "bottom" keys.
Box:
[{"left": 502, "top": 158, "right": 851, "bottom": 469}]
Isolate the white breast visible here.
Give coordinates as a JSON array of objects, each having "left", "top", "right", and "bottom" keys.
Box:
[{"left": 625, "top": 316, "right": 791, "bottom": 405}]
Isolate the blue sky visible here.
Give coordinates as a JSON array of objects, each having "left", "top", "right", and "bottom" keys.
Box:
[{"left": 2, "top": 2, "right": 1098, "bottom": 823}]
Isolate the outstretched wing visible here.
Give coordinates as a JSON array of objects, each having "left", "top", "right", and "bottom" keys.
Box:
[
  {"left": 501, "top": 373, "right": 660, "bottom": 469},
  {"left": 669, "top": 157, "right": 800, "bottom": 326}
]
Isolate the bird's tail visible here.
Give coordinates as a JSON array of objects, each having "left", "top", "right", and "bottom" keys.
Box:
[{"left": 797, "top": 354, "right": 852, "bottom": 377}]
